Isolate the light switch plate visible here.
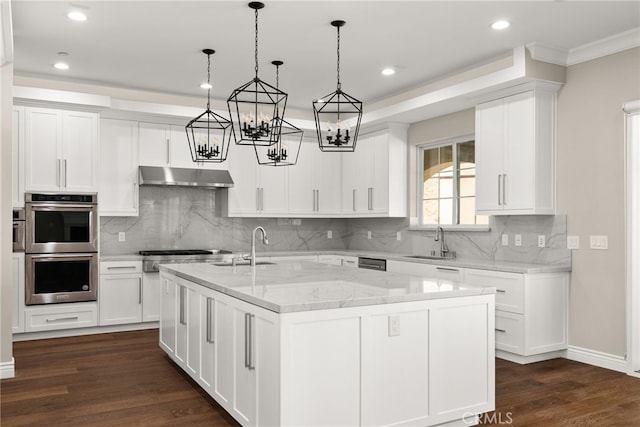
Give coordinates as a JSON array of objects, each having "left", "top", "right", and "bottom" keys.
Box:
[
  {"left": 327, "top": 230, "right": 332, "bottom": 239},
  {"left": 388, "top": 316, "right": 400, "bottom": 337},
  {"left": 396, "top": 231, "right": 402, "bottom": 241},
  {"left": 118, "top": 232, "right": 125, "bottom": 242},
  {"left": 515, "top": 234, "right": 522, "bottom": 246},
  {"left": 367, "top": 231, "right": 372, "bottom": 240},
  {"left": 501, "top": 234, "right": 509, "bottom": 246},
  {"left": 590, "top": 235, "right": 608, "bottom": 250},
  {"left": 567, "top": 235, "right": 580, "bottom": 250}
]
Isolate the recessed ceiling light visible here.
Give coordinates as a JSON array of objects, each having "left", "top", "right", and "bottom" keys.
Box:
[
  {"left": 491, "top": 20, "right": 510, "bottom": 30},
  {"left": 381, "top": 68, "right": 396, "bottom": 76},
  {"left": 54, "top": 62, "right": 70, "bottom": 70},
  {"left": 200, "top": 83, "right": 212, "bottom": 89},
  {"left": 67, "top": 11, "right": 87, "bottom": 22}
]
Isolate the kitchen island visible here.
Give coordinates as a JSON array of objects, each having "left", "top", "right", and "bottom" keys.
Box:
[{"left": 159, "top": 261, "right": 495, "bottom": 427}]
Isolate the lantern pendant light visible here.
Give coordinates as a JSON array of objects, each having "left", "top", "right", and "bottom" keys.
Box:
[
  {"left": 185, "top": 49, "right": 232, "bottom": 163},
  {"left": 313, "top": 20, "right": 363, "bottom": 152},
  {"left": 254, "top": 60, "right": 303, "bottom": 166},
  {"left": 227, "top": 1, "right": 288, "bottom": 147}
]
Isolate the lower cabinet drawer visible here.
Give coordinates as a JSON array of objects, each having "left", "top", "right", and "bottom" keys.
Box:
[
  {"left": 25, "top": 303, "right": 98, "bottom": 332},
  {"left": 494, "top": 310, "right": 524, "bottom": 354},
  {"left": 465, "top": 269, "right": 524, "bottom": 314}
]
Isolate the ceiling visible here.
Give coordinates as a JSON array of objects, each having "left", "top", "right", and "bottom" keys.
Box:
[{"left": 10, "top": 1, "right": 640, "bottom": 114}]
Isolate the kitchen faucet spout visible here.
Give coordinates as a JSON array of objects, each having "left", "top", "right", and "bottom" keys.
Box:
[
  {"left": 249, "top": 226, "right": 269, "bottom": 267},
  {"left": 434, "top": 226, "right": 449, "bottom": 258}
]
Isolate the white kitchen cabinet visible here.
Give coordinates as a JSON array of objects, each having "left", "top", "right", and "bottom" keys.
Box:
[
  {"left": 464, "top": 268, "right": 568, "bottom": 362},
  {"left": 386, "top": 259, "right": 464, "bottom": 282},
  {"left": 138, "top": 122, "right": 228, "bottom": 170},
  {"left": 288, "top": 141, "right": 342, "bottom": 215},
  {"left": 12, "top": 253, "right": 25, "bottom": 333},
  {"left": 159, "top": 275, "right": 177, "bottom": 356},
  {"left": 98, "top": 261, "right": 143, "bottom": 326},
  {"left": 24, "top": 302, "right": 98, "bottom": 332},
  {"left": 226, "top": 143, "right": 288, "bottom": 216},
  {"left": 99, "top": 118, "right": 139, "bottom": 216},
  {"left": 12, "top": 106, "right": 25, "bottom": 207},
  {"left": 142, "top": 272, "right": 160, "bottom": 322},
  {"left": 25, "top": 107, "right": 98, "bottom": 192},
  {"left": 342, "top": 124, "right": 407, "bottom": 217},
  {"left": 475, "top": 88, "right": 557, "bottom": 215}
]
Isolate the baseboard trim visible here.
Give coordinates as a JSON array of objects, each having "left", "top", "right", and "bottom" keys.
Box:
[
  {"left": 565, "top": 345, "right": 627, "bottom": 373},
  {"left": 0, "top": 357, "right": 16, "bottom": 379},
  {"left": 496, "top": 349, "right": 566, "bottom": 364}
]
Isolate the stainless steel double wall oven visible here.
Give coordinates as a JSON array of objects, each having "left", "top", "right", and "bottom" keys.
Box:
[{"left": 25, "top": 193, "right": 98, "bottom": 305}]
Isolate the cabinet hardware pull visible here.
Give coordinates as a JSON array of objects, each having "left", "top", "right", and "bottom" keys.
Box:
[
  {"left": 436, "top": 267, "right": 460, "bottom": 272},
  {"left": 138, "top": 278, "right": 142, "bottom": 304},
  {"left": 503, "top": 174, "right": 507, "bottom": 205},
  {"left": 63, "top": 159, "right": 67, "bottom": 188},
  {"left": 166, "top": 138, "right": 170, "bottom": 165},
  {"left": 496, "top": 289, "right": 506, "bottom": 293},
  {"left": 497, "top": 174, "right": 502, "bottom": 205},
  {"left": 107, "top": 266, "right": 137, "bottom": 270},
  {"left": 46, "top": 316, "right": 79, "bottom": 323},
  {"left": 206, "top": 297, "right": 214, "bottom": 344},
  {"left": 179, "top": 286, "right": 186, "bottom": 325},
  {"left": 315, "top": 189, "right": 320, "bottom": 212},
  {"left": 495, "top": 328, "right": 507, "bottom": 333},
  {"left": 244, "top": 313, "right": 251, "bottom": 369},
  {"left": 353, "top": 189, "right": 356, "bottom": 211},
  {"left": 368, "top": 187, "right": 373, "bottom": 210}
]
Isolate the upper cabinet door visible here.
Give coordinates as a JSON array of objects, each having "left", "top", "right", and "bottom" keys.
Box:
[
  {"left": 475, "top": 88, "right": 557, "bottom": 215},
  {"left": 99, "top": 118, "right": 139, "bottom": 216},
  {"left": 139, "top": 122, "right": 170, "bottom": 167},
  {"left": 61, "top": 111, "right": 98, "bottom": 193},
  {"left": 25, "top": 107, "right": 62, "bottom": 192},
  {"left": 24, "top": 107, "right": 98, "bottom": 193}
]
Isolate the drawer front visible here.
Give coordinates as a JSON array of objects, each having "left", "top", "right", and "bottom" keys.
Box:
[
  {"left": 464, "top": 269, "right": 524, "bottom": 314},
  {"left": 494, "top": 311, "right": 524, "bottom": 354},
  {"left": 100, "top": 260, "right": 142, "bottom": 275},
  {"left": 25, "top": 303, "right": 98, "bottom": 332}
]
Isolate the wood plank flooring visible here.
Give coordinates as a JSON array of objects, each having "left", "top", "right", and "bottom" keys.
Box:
[{"left": 2, "top": 329, "right": 639, "bottom": 426}]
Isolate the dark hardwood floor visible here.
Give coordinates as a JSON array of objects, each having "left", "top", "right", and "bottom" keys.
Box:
[{"left": 1, "top": 330, "right": 639, "bottom": 426}]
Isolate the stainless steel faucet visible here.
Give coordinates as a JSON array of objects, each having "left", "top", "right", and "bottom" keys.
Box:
[
  {"left": 249, "top": 226, "right": 269, "bottom": 266},
  {"left": 434, "top": 226, "right": 449, "bottom": 258}
]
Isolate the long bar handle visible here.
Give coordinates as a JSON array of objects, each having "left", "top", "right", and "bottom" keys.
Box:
[
  {"left": 179, "top": 286, "right": 186, "bottom": 325},
  {"left": 46, "top": 316, "right": 78, "bottom": 323},
  {"left": 436, "top": 267, "right": 460, "bottom": 272},
  {"left": 497, "top": 174, "right": 502, "bottom": 205},
  {"left": 63, "top": 159, "right": 67, "bottom": 188},
  {"left": 166, "top": 138, "right": 170, "bottom": 165},
  {"left": 206, "top": 297, "right": 214, "bottom": 344},
  {"left": 503, "top": 174, "right": 507, "bottom": 205},
  {"left": 106, "top": 266, "right": 137, "bottom": 270},
  {"left": 244, "top": 312, "right": 255, "bottom": 370},
  {"left": 138, "top": 278, "right": 142, "bottom": 304},
  {"left": 352, "top": 189, "right": 356, "bottom": 212},
  {"left": 495, "top": 328, "right": 507, "bottom": 333},
  {"left": 496, "top": 289, "right": 506, "bottom": 293}
]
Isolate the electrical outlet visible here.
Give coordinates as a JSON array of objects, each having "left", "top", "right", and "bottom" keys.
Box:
[
  {"left": 538, "top": 235, "right": 546, "bottom": 248},
  {"left": 327, "top": 230, "right": 332, "bottom": 239},
  {"left": 367, "top": 231, "right": 372, "bottom": 240},
  {"left": 118, "top": 232, "right": 125, "bottom": 242},
  {"left": 501, "top": 234, "right": 509, "bottom": 246},
  {"left": 388, "top": 316, "right": 400, "bottom": 337},
  {"left": 292, "top": 219, "right": 302, "bottom": 225},
  {"left": 590, "top": 235, "right": 608, "bottom": 250},
  {"left": 515, "top": 234, "right": 522, "bottom": 246},
  {"left": 567, "top": 235, "right": 580, "bottom": 250},
  {"left": 396, "top": 231, "right": 402, "bottom": 241}
]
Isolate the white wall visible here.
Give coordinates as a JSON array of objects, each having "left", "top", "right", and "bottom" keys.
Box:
[
  {"left": 0, "top": 62, "right": 13, "bottom": 375},
  {"left": 557, "top": 47, "right": 640, "bottom": 357}
]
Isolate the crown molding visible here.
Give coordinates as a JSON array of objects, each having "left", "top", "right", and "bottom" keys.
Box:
[
  {"left": 567, "top": 27, "right": 640, "bottom": 66},
  {"left": 526, "top": 43, "right": 569, "bottom": 66}
]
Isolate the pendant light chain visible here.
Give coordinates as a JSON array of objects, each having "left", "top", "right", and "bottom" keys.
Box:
[
  {"left": 254, "top": 6, "right": 259, "bottom": 78},
  {"left": 206, "top": 52, "right": 212, "bottom": 110},
  {"left": 337, "top": 27, "right": 342, "bottom": 91}
]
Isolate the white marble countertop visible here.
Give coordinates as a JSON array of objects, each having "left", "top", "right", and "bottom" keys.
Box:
[
  {"left": 101, "top": 249, "right": 570, "bottom": 274},
  {"left": 160, "top": 261, "right": 495, "bottom": 313}
]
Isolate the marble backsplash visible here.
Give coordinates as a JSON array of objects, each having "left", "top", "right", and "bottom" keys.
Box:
[
  {"left": 100, "top": 186, "right": 348, "bottom": 255},
  {"left": 101, "top": 187, "right": 570, "bottom": 267}
]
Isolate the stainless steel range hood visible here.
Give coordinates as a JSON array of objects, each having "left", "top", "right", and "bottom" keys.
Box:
[{"left": 139, "top": 166, "right": 234, "bottom": 188}]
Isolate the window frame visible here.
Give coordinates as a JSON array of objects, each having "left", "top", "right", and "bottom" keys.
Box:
[{"left": 413, "top": 134, "right": 489, "bottom": 231}]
